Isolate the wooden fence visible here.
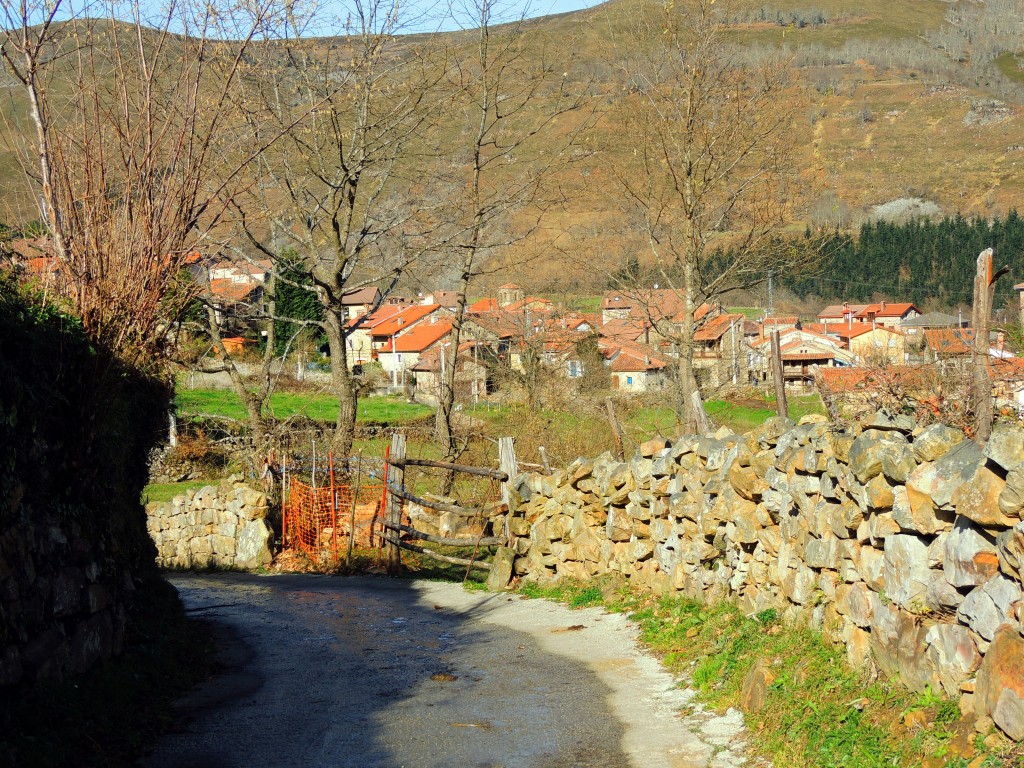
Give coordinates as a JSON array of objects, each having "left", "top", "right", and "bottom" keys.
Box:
[{"left": 381, "top": 432, "right": 518, "bottom": 575}]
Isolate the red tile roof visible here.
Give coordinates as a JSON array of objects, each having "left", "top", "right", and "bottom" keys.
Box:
[
  {"left": 503, "top": 296, "right": 552, "bottom": 312},
  {"left": 854, "top": 302, "right": 919, "bottom": 319},
  {"left": 387, "top": 320, "right": 452, "bottom": 353},
  {"left": 342, "top": 286, "right": 381, "bottom": 306},
  {"left": 209, "top": 279, "right": 262, "bottom": 303},
  {"left": 818, "top": 303, "right": 868, "bottom": 319},
  {"left": 468, "top": 297, "right": 499, "bottom": 313},
  {"left": 347, "top": 304, "right": 405, "bottom": 330},
  {"left": 599, "top": 318, "right": 647, "bottom": 342},
  {"left": 924, "top": 328, "right": 976, "bottom": 356},
  {"left": 814, "top": 366, "right": 933, "bottom": 395},
  {"left": 694, "top": 313, "right": 744, "bottom": 342},
  {"left": 827, "top": 323, "right": 901, "bottom": 340},
  {"left": 370, "top": 305, "right": 439, "bottom": 337}
]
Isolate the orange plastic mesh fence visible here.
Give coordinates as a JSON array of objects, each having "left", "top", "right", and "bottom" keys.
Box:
[{"left": 282, "top": 479, "right": 384, "bottom": 563}]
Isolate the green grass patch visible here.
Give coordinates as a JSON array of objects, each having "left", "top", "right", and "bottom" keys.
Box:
[
  {"left": 0, "top": 578, "right": 214, "bottom": 768},
  {"left": 142, "top": 480, "right": 210, "bottom": 504},
  {"left": 176, "top": 389, "right": 433, "bottom": 424},
  {"left": 625, "top": 393, "right": 826, "bottom": 437}
]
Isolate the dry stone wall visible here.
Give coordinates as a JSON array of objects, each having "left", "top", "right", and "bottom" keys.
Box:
[
  {"left": 146, "top": 481, "right": 273, "bottom": 570},
  {"left": 504, "top": 412, "right": 1024, "bottom": 741}
]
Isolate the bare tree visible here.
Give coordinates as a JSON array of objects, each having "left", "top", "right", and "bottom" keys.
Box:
[
  {"left": 434, "top": 0, "right": 590, "bottom": 474},
  {"left": 602, "top": 0, "right": 820, "bottom": 432},
  {"left": 0, "top": 0, "right": 286, "bottom": 370},
  {"left": 231, "top": 0, "right": 452, "bottom": 459}
]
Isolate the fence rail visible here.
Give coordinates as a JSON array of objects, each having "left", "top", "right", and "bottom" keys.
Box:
[{"left": 384, "top": 433, "right": 518, "bottom": 576}]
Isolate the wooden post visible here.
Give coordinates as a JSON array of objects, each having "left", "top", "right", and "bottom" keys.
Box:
[
  {"left": 972, "top": 248, "right": 1009, "bottom": 442},
  {"left": 538, "top": 445, "right": 552, "bottom": 475},
  {"left": 605, "top": 397, "right": 625, "bottom": 460},
  {"left": 386, "top": 433, "right": 406, "bottom": 575},
  {"left": 498, "top": 436, "right": 518, "bottom": 544},
  {"left": 771, "top": 330, "right": 789, "bottom": 419},
  {"left": 346, "top": 452, "right": 362, "bottom": 566},
  {"left": 281, "top": 454, "right": 289, "bottom": 549},
  {"left": 329, "top": 452, "right": 338, "bottom": 559}
]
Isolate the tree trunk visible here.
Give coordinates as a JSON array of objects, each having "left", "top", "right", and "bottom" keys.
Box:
[
  {"left": 678, "top": 257, "right": 710, "bottom": 434},
  {"left": 325, "top": 311, "right": 357, "bottom": 460}
]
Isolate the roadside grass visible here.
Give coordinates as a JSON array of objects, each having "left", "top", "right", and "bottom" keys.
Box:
[
  {"left": 176, "top": 389, "right": 433, "bottom": 424},
  {"left": 0, "top": 579, "right": 214, "bottom": 768},
  {"left": 513, "top": 580, "right": 1004, "bottom": 768}
]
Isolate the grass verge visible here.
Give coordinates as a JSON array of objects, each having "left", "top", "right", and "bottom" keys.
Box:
[
  {"left": 176, "top": 389, "right": 433, "bottom": 424},
  {"left": 0, "top": 577, "right": 215, "bottom": 768},
  {"left": 513, "top": 578, "right": 1015, "bottom": 767}
]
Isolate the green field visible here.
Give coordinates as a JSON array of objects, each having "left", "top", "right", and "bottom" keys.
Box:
[{"left": 176, "top": 389, "right": 433, "bottom": 424}]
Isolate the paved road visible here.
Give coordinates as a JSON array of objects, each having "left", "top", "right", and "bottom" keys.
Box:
[{"left": 143, "top": 573, "right": 750, "bottom": 768}]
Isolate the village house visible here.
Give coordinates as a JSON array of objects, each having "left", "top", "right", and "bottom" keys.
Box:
[
  {"left": 412, "top": 340, "right": 492, "bottom": 404},
  {"left": 817, "top": 301, "right": 920, "bottom": 329},
  {"left": 749, "top": 326, "right": 854, "bottom": 388},
  {"left": 692, "top": 313, "right": 747, "bottom": 388},
  {"left": 375, "top": 316, "right": 452, "bottom": 389},
  {"left": 602, "top": 340, "right": 670, "bottom": 392},
  {"left": 340, "top": 286, "right": 382, "bottom": 320},
  {"left": 369, "top": 304, "right": 446, "bottom": 359},
  {"left": 823, "top": 323, "right": 907, "bottom": 365},
  {"left": 345, "top": 304, "right": 406, "bottom": 368}
]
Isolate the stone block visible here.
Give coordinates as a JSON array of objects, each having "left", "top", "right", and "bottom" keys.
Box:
[
  {"left": 486, "top": 547, "right": 515, "bottom": 591},
  {"left": 836, "top": 582, "right": 874, "bottom": 627},
  {"left": 923, "top": 622, "right": 982, "bottom": 697},
  {"left": 957, "top": 574, "right": 1022, "bottom": 641},
  {"left": 236, "top": 519, "right": 273, "bottom": 570},
  {"left": 952, "top": 464, "right": 1015, "bottom": 528},
  {"left": 976, "top": 627, "right": 1024, "bottom": 740},
  {"left": 913, "top": 423, "right": 964, "bottom": 462},
  {"left": 984, "top": 424, "right": 1024, "bottom": 472},
  {"left": 996, "top": 521, "right": 1024, "bottom": 583},
  {"left": 945, "top": 516, "right": 1000, "bottom": 588},
  {"left": 907, "top": 440, "right": 984, "bottom": 511},
  {"left": 883, "top": 534, "right": 931, "bottom": 610}
]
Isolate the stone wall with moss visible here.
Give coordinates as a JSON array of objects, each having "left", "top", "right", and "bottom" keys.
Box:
[
  {"left": 0, "top": 277, "right": 167, "bottom": 688},
  {"left": 504, "top": 412, "right": 1024, "bottom": 742}
]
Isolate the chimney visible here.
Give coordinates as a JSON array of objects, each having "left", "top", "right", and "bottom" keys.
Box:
[{"left": 880, "top": 300, "right": 887, "bottom": 312}]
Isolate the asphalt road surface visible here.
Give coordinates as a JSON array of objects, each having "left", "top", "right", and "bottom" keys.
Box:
[{"left": 142, "top": 573, "right": 741, "bottom": 768}]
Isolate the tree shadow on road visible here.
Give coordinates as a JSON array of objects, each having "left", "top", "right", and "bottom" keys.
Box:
[{"left": 143, "top": 572, "right": 630, "bottom": 768}]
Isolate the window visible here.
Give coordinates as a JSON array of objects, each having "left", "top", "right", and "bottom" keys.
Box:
[
  {"left": 626, "top": 376, "right": 634, "bottom": 385},
  {"left": 567, "top": 360, "right": 582, "bottom": 378}
]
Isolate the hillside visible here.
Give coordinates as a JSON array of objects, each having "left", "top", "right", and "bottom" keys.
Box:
[{"left": 1, "top": 0, "right": 1022, "bottom": 299}]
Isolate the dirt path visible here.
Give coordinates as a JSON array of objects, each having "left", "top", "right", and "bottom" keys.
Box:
[{"left": 142, "top": 574, "right": 755, "bottom": 768}]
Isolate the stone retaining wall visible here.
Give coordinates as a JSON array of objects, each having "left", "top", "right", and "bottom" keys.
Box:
[
  {"left": 503, "top": 412, "right": 1024, "bottom": 740},
  {"left": 146, "top": 481, "right": 273, "bottom": 570}
]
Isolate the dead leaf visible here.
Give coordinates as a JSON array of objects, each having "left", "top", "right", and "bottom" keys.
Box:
[
  {"left": 431, "top": 672, "right": 458, "bottom": 682},
  {"left": 551, "top": 624, "right": 586, "bottom": 633}
]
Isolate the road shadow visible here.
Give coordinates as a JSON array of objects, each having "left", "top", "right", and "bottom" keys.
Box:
[{"left": 141, "top": 572, "right": 629, "bottom": 768}]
